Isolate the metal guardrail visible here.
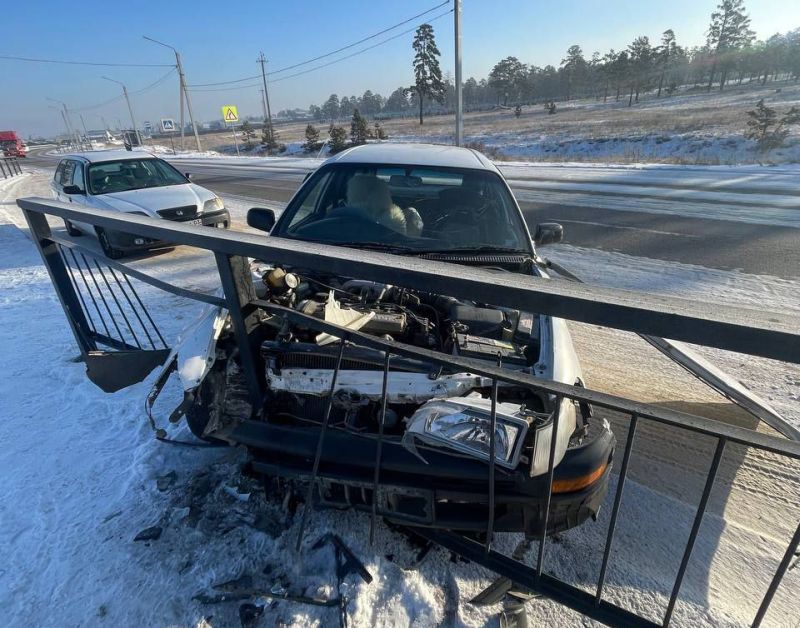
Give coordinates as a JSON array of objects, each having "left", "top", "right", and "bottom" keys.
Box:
[
  {"left": 16, "top": 197, "right": 800, "bottom": 627},
  {"left": 0, "top": 157, "right": 23, "bottom": 179}
]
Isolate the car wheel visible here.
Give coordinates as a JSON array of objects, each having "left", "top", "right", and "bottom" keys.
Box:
[
  {"left": 95, "top": 227, "right": 124, "bottom": 260},
  {"left": 64, "top": 219, "right": 82, "bottom": 237}
]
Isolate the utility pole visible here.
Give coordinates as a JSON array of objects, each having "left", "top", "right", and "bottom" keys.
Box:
[
  {"left": 257, "top": 52, "right": 274, "bottom": 147},
  {"left": 47, "top": 98, "right": 79, "bottom": 148},
  {"left": 102, "top": 76, "right": 141, "bottom": 146},
  {"left": 143, "top": 36, "right": 202, "bottom": 152},
  {"left": 454, "top": 0, "right": 463, "bottom": 146}
]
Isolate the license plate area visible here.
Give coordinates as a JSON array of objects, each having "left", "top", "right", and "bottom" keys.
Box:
[{"left": 187, "top": 218, "right": 203, "bottom": 226}]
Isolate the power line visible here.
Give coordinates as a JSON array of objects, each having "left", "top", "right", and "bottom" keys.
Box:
[
  {"left": 0, "top": 54, "right": 174, "bottom": 68},
  {"left": 186, "top": 8, "right": 453, "bottom": 93},
  {"left": 271, "top": 9, "right": 453, "bottom": 84},
  {"left": 186, "top": 0, "right": 450, "bottom": 88},
  {"left": 73, "top": 68, "right": 177, "bottom": 112}
]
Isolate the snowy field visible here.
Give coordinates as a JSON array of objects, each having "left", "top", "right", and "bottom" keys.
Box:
[
  {"left": 1, "top": 170, "right": 798, "bottom": 627},
  {"left": 175, "top": 82, "right": 800, "bottom": 165}
]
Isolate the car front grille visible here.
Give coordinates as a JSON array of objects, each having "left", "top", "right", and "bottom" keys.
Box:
[{"left": 157, "top": 205, "right": 198, "bottom": 220}]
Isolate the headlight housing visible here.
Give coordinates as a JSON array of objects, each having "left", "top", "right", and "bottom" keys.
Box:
[
  {"left": 203, "top": 197, "right": 224, "bottom": 213},
  {"left": 404, "top": 398, "right": 529, "bottom": 469}
]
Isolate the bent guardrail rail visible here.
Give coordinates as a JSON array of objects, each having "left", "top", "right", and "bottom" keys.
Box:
[
  {"left": 1, "top": 157, "right": 23, "bottom": 179},
  {"left": 16, "top": 196, "right": 800, "bottom": 627}
]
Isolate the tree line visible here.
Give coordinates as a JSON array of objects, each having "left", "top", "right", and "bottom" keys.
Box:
[{"left": 303, "top": 0, "right": 799, "bottom": 121}]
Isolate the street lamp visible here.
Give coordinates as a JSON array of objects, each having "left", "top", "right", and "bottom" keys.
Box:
[
  {"left": 143, "top": 35, "right": 202, "bottom": 152},
  {"left": 102, "top": 76, "right": 141, "bottom": 146}
]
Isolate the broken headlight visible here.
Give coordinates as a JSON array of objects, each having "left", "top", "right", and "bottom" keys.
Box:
[{"left": 405, "top": 399, "right": 529, "bottom": 469}]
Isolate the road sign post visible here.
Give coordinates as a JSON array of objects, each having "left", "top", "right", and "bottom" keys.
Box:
[
  {"left": 160, "top": 119, "right": 177, "bottom": 154},
  {"left": 221, "top": 106, "right": 240, "bottom": 156}
]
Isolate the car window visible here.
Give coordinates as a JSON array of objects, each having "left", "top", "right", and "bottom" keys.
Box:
[
  {"left": 61, "top": 160, "right": 76, "bottom": 187},
  {"left": 71, "top": 161, "right": 85, "bottom": 191},
  {"left": 54, "top": 161, "right": 66, "bottom": 184},
  {"left": 279, "top": 164, "right": 530, "bottom": 253},
  {"left": 87, "top": 158, "right": 187, "bottom": 195}
]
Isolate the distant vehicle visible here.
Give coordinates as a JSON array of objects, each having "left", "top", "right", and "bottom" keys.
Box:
[
  {"left": 0, "top": 130, "right": 27, "bottom": 157},
  {"left": 50, "top": 150, "right": 230, "bottom": 258}
]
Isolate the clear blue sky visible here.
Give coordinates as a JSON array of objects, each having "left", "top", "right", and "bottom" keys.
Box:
[{"left": 2, "top": 0, "right": 797, "bottom": 137}]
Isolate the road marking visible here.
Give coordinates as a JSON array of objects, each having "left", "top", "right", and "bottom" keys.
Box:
[{"left": 548, "top": 218, "right": 702, "bottom": 238}]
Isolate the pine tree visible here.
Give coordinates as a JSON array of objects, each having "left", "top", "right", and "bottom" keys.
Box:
[
  {"left": 262, "top": 124, "right": 282, "bottom": 154},
  {"left": 328, "top": 125, "right": 348, "bottom": 154},
  {"left": 240, "top": 120, "right": 256, "bottom": 148},
  {"left": 302, "top": 123, "right": 321, "bottom": 153},
  {"left": 321, "top": 94, "right": 340, "bottom": 123},
  {"left": 560, "top": 45, "right": 587, "bottom": 101},
  {"left": 410, "top": 23, "right": 446, "bottom": 125},
  {"left": 706, "top": 0, "right": 755, "bottom": 91},
  {"left": 350, "top": 108, "right": 369, "bottom": 145},
  {"left": 745, "top": 99, "right": 800, "bottom": 150},
  {"left": 656, "top": 30, "right": 678, "bottom": 98}
]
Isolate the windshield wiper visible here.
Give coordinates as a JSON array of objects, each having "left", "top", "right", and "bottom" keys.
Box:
[
  {"left": 336, "top": 241, "right": 416, "bottom": 253},
  {"left": 413, "top": 245, "right": 531, "bottom": 256}
]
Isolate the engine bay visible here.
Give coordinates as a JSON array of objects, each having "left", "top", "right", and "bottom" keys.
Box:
[{"left": 248, "top": 263, "right": 578, "bottom": 474}]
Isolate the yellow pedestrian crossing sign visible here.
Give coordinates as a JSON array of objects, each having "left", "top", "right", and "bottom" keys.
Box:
[{"left": 221, "top": 105, "right": 239, "bottom": 123}]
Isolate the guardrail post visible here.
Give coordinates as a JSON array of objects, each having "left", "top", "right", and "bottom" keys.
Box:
[
  {"left": 20, "top": 209, "right": 97, "bottom": 357},
  {"left": 0, "top": 160, "right": 7, "bottom": 179},
  {"left": 214, "top": 252, "right": 264, "bottom": 411}
]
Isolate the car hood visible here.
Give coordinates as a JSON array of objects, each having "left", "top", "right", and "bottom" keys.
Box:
[{"left": 96, "top": 184, "right": 213, "bottom": 217}]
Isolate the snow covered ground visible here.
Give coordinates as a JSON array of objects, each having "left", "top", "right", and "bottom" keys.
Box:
[{"left": 1, "top": 172, "right": 798, "bottom": 627}]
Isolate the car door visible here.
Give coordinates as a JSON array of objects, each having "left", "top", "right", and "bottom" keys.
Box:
[{"left": 61, "top": 160, "right": 95, "bottom": 233}]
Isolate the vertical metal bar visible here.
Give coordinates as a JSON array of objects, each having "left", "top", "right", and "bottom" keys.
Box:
[
  {"left": 108, "top": 267, "right": 157, "bottom": 349},
  {"left": 663, "top": 438, "right": 726, "bottom": 627},
  {"left": 94, "top": 261, "right": 141, "bottom": 348},
  {"left": 81, "top": 253, "right": 125, "bottom": 343},
  {"left": 20, "top": 208, "right": 96, "bottom": 356},
  {"left": 536, "top": 398, "right": 562, "bottom": 580},
  {"left": 215, "top": 252, "right": 264, "bottom": 409},
  {"left": 485, "top": 375, "right": 499, "bottom": 553},
  {"left": 296, "top": 339, "right": 347, "bottom": 551},
  {"left": 0, "top": 160, "right": 7, "bottom": 178},
  {"left": 370, "top": 351, "right": 391, "bottom": 545},
  {"left": 751, "top": 520, "right": 800, "bottom": 628},
  {"left": 595, "top": 414, "right": 638, "bottom": 604},
  {"left": 122, "top": 273, "right": 167, "bottom": 348},
  {"left": 70, "top": 250, "right": 110, "bottom": 339},
  {"left": 60, "top": 247, "right": 97, "bottom": 334}
]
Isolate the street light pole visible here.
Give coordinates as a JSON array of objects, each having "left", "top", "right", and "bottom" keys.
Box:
[
  {"left": 102, "top": 76, "right": 141, "bottom": 146},
  {"left": 47, "top": 98, "right": 79, "bottom": 148},
  {"left": 454, "top": 0, "right": 463, "bottom": 146},
  {"left": 143, "top": 36, "right": 202, "bottom": 152},
  {"left": 257, "top": 52, "right": 274, "bottom": 147}
]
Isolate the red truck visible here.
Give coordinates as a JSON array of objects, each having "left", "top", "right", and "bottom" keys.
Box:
[{"left": 0, "top": 131, "right": 27, "bottom": 157}]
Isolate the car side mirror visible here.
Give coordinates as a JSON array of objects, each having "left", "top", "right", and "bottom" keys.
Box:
[
  {"left": 533, "top": 222, "right": 563, "bottom": 246},
  {"left": 247, "top": 207, "right": 276, "bottom": 233},
  {"left": 62, "top": 184, "right": 84, "bottom": 195}
]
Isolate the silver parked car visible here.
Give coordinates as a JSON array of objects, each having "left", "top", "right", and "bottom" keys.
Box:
[{"left": 51, "top": 150, "right": 229, "bottom": 258}]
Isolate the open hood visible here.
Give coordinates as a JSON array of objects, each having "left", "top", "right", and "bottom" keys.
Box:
[{"left": 545, "top": 258, "right": 799, "bottom": 441}]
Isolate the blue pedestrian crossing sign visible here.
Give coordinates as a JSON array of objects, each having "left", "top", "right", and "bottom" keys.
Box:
[{"left": 160, "top": 118, "right": 176, "bottom": 133}]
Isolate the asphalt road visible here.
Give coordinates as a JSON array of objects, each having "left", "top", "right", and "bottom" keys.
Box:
[{"left": 26, "top": 149, "right": 800, "bottom": 279}]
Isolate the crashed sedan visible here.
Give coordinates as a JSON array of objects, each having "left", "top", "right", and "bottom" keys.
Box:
[{"left": 154, "top": 144, "right": 616, "bottom": 537}]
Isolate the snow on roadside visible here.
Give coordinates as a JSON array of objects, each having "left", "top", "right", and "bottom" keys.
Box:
[
  {"left": 546, "top": 244, "right": 800, "bottom": 428},
  {"left": 1, "top": 173, "right": 798, "bottom": 627}
]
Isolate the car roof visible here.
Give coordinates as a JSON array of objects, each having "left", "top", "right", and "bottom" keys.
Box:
[
  {"left": 325, "top": 143, "right": 499, "bottom": 172},
  {"left": 61, "top": 149, "right": 159, "bottom": 164}
]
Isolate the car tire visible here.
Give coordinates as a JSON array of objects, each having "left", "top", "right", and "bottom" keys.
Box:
[
  {"left": 95, "top": 227, "right": 124, "bottom": 260},
  {"left": 64, "top": 219, "right": 82, "bottom": 236}
]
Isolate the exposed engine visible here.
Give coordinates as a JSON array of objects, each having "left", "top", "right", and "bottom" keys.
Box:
[{"left": 251, "top": 264, "right": 574, "bottom": 474}]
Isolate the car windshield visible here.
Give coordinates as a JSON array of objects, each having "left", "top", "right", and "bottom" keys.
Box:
[
  {"left": 275, "top": 164, "right": 531, "bottom": 254},
  {"left": 87, "top": 158, "right": 187, "bottom": 195}
]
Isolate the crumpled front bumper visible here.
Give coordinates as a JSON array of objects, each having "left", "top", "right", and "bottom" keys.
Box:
[{"left": 234, "top": 418, "right": 615, "bottom": 536}]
